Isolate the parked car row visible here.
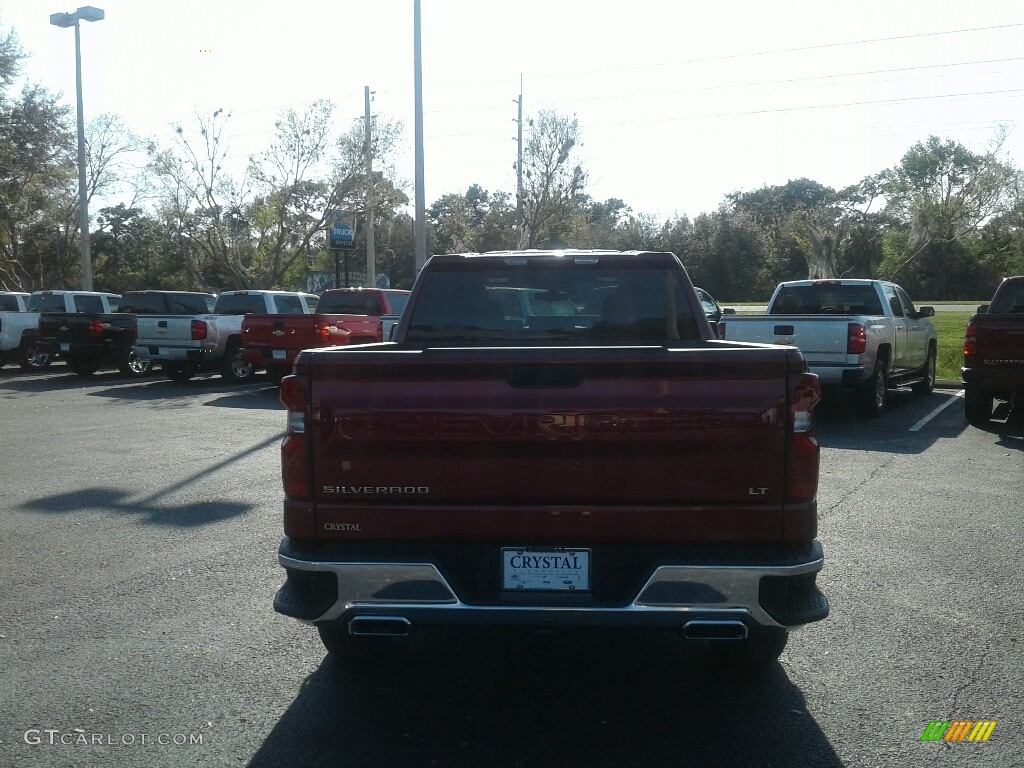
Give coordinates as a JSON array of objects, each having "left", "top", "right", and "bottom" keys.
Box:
[
  {"left": 7, "top": 274, "right": 1019, "bottom": 426},
  {"left": 0, "top": 287, "right": 411, "bottom": 385}
]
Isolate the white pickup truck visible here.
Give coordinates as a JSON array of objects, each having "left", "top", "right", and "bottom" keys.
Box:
[
  {"left": 1, "top": 290, "right": 120, "bottom": 371},
  {"left": 0, "top": 292, "right": 39, "bottom": 369},
  {"left": 719, "top": 279, "right": 937, "bottom": 416},
  {"left": 134, "top": 289, "right": 318, "bottom": 383}
]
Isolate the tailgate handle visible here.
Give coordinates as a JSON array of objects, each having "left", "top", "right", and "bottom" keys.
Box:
[
  {"left": 505, "top": 367, "right": 583, "bottom": 389},
  {"left": 274, "top": 321, "right": 285, "bottom": 330},
  {"left": 774, "top": 325, "right": 794, "bottom": 335},
  {"left": 158, "top": 320, "right": 167, "bottom": 328}
]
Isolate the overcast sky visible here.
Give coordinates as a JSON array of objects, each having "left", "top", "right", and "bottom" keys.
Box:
[{"left": 3, "top": 0, "right": 1024, "bottom": 221}]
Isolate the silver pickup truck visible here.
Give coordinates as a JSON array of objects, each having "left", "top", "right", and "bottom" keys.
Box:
[
  {"left": 134, "top": 289, "right": 318, "bottom": 383},
  {"left": 719, "top": 279, "right": 937, "bottom": 416}
]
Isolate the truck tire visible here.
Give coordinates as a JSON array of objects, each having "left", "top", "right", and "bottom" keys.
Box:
[
  {"left": 911, "top": 346, "right": 936, "bottom": 396},
  {"left": 19, "top": 343, "right": 53, "bottom": 371},
  {"left": 68, "top": 358, "right": 99, "bottom": 376},
  {"left": 221, "top": 342, "right": 255, "bottom": 384},
  {"left": 964, "top": 387, "right": 994, "bottom": 426},
  {"left": 117, "top": 347, "right": 152, "bottom": 377},
  {"left": 858, "top": 359, "right": 887, "bottom": 417},
  {"left": 162, "top": 363, "right": 194, "bottom": 382}
]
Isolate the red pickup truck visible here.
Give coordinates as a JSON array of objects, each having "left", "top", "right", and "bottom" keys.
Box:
[
  {"left": 273, "top": 250, "right": 828, "bottom": 665},
  {"left": 963, "top": 275, "right": 1024, "bottom": 424},
  {"left": 242, "top": 288, "right": 409, "bottom": 381}
]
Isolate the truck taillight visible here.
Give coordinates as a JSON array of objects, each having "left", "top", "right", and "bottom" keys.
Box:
[
  {"left": 280, "top": 375, "right": 311, "bottom": 500},
  {"left": 786, "top": 372, "right": 820, "bottom": 503},
  {"left": 315, "top": 322, "right": 331, "bottom": 343},
  {"left": 963, "top": 321, "right": 977, "bottom": 360},
  {"left": 847, "top": 323, "right": 866, "bottom": 355},
  {"left": 717, "top": 322, "right": 726, "bottom": 339},
  {"left": 88, "top": 319, "right": 103, "bottom": 338},
  {"left": 191, "top": 320, "right": 208, "bottom": 340}
]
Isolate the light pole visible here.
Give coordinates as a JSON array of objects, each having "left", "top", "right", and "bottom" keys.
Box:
[{"left": 49, "top": 5, "right": 104, "bottom": 291}]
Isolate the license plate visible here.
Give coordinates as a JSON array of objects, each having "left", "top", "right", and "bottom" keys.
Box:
[
  {"left": 158, "top": 347, "right": 169, "bottom": 357},
  {"left": 502, "top": 548, "right": 590, "bottom": 592},
  {"left": 60, "top": 343, "right": 70, "bottom": 352},
  {"left": 272, "top": 350, "right": 286, "bottom": 360}
]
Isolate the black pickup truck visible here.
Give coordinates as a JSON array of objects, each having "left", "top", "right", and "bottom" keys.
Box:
[{"left": 37, "top": 293, "right": 151, "bottom": 377}]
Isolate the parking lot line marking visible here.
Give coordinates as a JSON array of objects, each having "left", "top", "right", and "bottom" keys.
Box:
[{"left": 909, "top": 391, "right": 964, "bottom": 432}]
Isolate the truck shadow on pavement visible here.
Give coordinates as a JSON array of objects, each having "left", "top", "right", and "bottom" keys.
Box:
[
  {"left": 82, "top": 377, "right": 283, "bottom": 409},
  {"left": 813, "top": 389, "right": 968, "bottom": 454},
  {"left": 968, "top": 404, "right": 1024, "bottom": 451},
  {"left": 18, "top": 486, "right": 251, "bottom": 527},
  {"left": 249, "top": 629, "right": 843, "bottom": 768}
]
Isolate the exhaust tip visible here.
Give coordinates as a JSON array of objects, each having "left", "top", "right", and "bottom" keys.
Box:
[
  {"left": 683, "top": 620, "right": 748, "bottom": 641},
  {"left": 348, "top": 616, "right": 411, "bottom": 637}
]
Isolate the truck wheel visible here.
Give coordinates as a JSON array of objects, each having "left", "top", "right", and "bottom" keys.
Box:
[
  {"left": 117, "top": 347, "right": 152, "bottom": 377},
  {"left": 964, "top": 387, "right": 994, "bottom": 426},
  {"left": 162, "top": 363, "right": 194, "bottom": 382},
  {"left": 911, "top": 347, "right": 936, "bottom": 396},
  {"left": 68, "top": 359, "right": 99, "bottom": 376},
  {"left": 859, "top": 360, "right": 887, "bottom": 417},
  {"left": 19, "top": 344, "right": 53, "bottom": 371},
  {"left": 221, "top": 343, "right": 255, "bottom": 384}
]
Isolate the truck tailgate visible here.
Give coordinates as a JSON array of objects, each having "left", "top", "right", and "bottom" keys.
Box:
[
  {"left": 305, "top": 344, "right": 801, "bottom": 543},
  {"left": 975, "top": 315, "right": 1024, "bottom": 364},
  {"left": 723, "top": 315, "right": 854, "bottom": 356},
  {"left": 38, "top": 314, "right": 92, "bottom": 344},
  {"left": 137, "top": 316, "right": 204, "bottom": 344},
  {"left": 244, "top": 315, "right": 319, "bottom": 351}
]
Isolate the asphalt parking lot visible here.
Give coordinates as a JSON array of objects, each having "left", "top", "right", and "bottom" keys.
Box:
[{"left": 0, "top": 366, "right": 1021, "bottom": 767}]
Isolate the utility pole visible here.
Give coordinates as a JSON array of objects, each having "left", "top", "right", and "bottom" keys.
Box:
[
  {"left": 413, "top": 0, "right": 426, "bottom": 273},
  {"left": 364, "top": 86, "right": 376, "bottom": 288},
  {"left": 513, "top": 76, "right": 524, "bottom": 249}
]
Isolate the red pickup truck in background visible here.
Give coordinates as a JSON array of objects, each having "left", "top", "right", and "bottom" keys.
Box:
[
  {"left": 963, "top": 275, "right": 1024, "bottom": 424},
  {"left": 273, "top": 250, "right": 828, "bottom": 666},
  {"left": 242, "top": 288, "right": 409, "bottom": 381}
]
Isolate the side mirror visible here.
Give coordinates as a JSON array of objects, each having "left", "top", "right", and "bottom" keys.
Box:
[
  {"left": 976, "top": 304, "right": 989, "bottom": 314},
  {"left": 721, "top": 307, "right": 736, "bottom": 315},
  {"left": 917, "top": 306, "right": 935, "bottom": 318}
]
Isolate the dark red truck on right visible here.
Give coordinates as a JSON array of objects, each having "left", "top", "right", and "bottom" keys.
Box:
[
  {"left": 962, "top": 275, "right": 1024, "bottom": 424},
  {"left": 273, "top": 250, "right": 828, "bottom": 666}
]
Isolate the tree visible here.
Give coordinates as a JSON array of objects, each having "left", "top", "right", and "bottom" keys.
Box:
[
  {"left": 149, "top": 108, "right": 244, "bottom": 288},
  {"left": 328, "top": 114, "right": 409, "bottom": 285},
  {"left": 0, "top": 84, "right": 74, "bottom": 289},
  {"left": 729, "top": 179, "right": 858, "bottom": 280},
  {"left": 427, "top": 185, "right": 516, "bottom": 254},
  {"left": 674, "top": 210, "right": 768, "bottom": 300},
  {"left": 245, "top": 100, "right": 336, "bottom": 287},
  {"left": 521, "top": 110, "right": 586, "bottom": 248},
  {"left": 879, "top": 134, "right": 1018, "bottom": 280}
]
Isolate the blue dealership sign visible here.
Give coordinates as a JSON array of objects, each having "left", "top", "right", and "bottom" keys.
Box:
[{"left": 329, "top": 214, "right": 354, "bottom": 249}]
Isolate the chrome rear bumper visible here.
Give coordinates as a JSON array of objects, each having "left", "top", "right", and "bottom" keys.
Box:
[{"left": 274, "top": 540, "right": 828, "bottom": 631}]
